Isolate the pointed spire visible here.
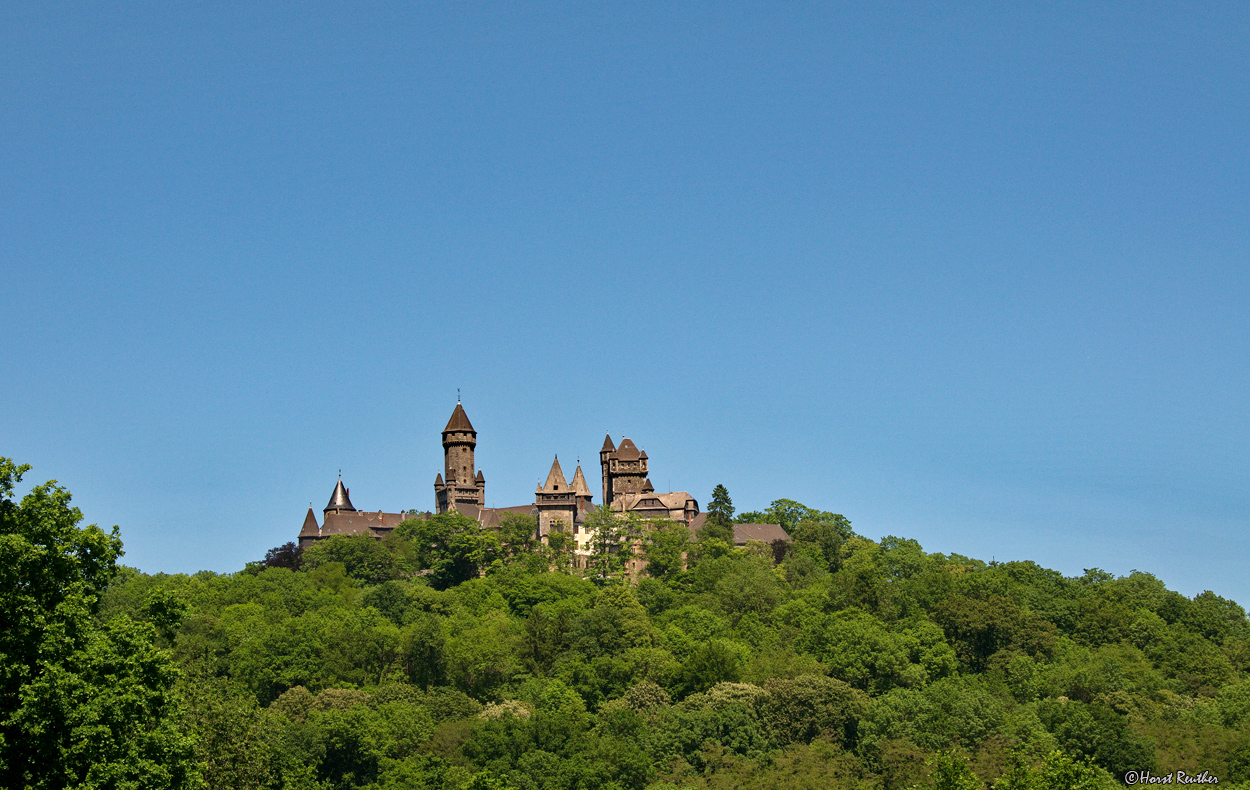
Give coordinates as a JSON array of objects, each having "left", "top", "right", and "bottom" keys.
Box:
[
  {"left": 475, "top": 469, "right": 484, "bottom": 482},
  {"left": 325, "top": 478, "right": 356, "bottom": 513},
  {"left": 642, "top": 477, "right": 655, "bottom": 493},
  {"left": 601, "top": 433, "right": 615, "bottom": 452},
  {"left": 540, "top": 456, "right": 569, "bottom": 493},
  {"left": 443, "top": 402, "right": 475, "bottom": 433},
  {"left": 299, "top": 507, "right": 320, "bottom": 537},
  {"left": 571, "top": 465, "right": 592, "bottom": 497},
  {"left": 434, "top": 472, "right": 444, "bottom": 486}
]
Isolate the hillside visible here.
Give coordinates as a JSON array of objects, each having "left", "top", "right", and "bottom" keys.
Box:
[{"left": 3, "top": 458, "right": 1248, "bottom": 790}]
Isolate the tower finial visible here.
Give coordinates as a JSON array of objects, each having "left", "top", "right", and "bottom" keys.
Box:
[{"left": 457, "top": 388, "right": 461, "bottom": 404}]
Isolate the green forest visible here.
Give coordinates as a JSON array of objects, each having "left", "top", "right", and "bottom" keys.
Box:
[{"left": 3, "top": 457, "right": 1249, "bottom": 790}]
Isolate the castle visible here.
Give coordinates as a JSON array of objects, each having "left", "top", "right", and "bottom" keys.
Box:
[{"left": 297, "top": 402, "right": 704, "bottom": 555}]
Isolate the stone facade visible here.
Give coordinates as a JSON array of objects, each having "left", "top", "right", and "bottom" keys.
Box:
[
  {"left": 534, "top": 456, "right": 595, "bottom": 541},
  {"left": 296, "top": 403, "right": 783, "bottom": 555}
]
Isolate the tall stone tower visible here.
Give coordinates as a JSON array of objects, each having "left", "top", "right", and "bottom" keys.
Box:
[
  {"left": 600, "top": 434, "right": 648, "bottom": 510},
  {"left": 599, "top": 434, "right": 615, "bottom": 506},
  {"left": 435, "top": 402, "right": 486, "bottom": 513}
]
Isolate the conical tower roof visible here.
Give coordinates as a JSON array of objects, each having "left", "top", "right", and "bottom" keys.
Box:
[
  {"left": 299, "top": 507, "right": 320, "bottom": 537},
  {"left": 642, "top": 477, "right": 655, "bottom": 492},
  {"left": 540, "top": 456, "right": 569, "bottom": 493},
  {"left": 443, "top": 403, "right": 475, "bottom": 434},
  {"left": 571, "top": 465, "right": 592, "bottom": 497},
  {"left": 324, "top": 478, "right": 356, "bottom": 512},
  {"left": 601, "top": 434, "right": 615, "bottom": 452}
]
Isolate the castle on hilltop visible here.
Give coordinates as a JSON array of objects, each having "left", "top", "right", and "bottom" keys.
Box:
[{"left": 296, "top": 402, "right": 703, "bottom": 555}]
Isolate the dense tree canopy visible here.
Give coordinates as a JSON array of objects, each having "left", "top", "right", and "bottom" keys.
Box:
[{"left": 6, "top": 463, "right": 1250, "bottom": 790}]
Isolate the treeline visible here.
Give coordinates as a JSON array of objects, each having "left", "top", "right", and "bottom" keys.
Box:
[{"left": 2, "top": 458, "right": 1249, "bottom": 790}]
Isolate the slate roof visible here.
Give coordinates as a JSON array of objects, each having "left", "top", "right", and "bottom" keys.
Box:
[
  {"left": 320, "top": 509, "right": 419, "bottom": 537},
  {"left": 614, "top": 438, "right": 641, "bottom": 461},
  {"left": 443, "top": 403, "right": 475, "bottom": 434},
  {"left": 540, "top": 457, "right": 568, "bottom": 493},
  {"left": 299, "top": 508, "right": 320, "bottom": 538},
  {"left": 733, "top": 523, "right": 792, "bottom": 544},
  {"left": 452, "top": 502, "right": 538, "bottom": 529},
  {"left": 325, "top": 479, "right": 356, "bottom": 512},
  {"left": 570, "top": 465, "right": 592, "bottom": 497}
]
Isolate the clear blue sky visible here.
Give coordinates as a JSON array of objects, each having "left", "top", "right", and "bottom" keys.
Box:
[{"left": 4, "top": 1, "right": 1247, "bottom": 604}]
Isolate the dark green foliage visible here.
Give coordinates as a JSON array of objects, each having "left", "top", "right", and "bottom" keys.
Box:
[
  {"left": 303, "top": 534, "right": 400, "bottom": 584},
  {"left": 362, "top": 580, "right": 410, "bottom": 625},
  {"left": 1036, "top": 698, "right": 1156, "bottom": 777},
  {"left": 759, "top": 675, "right": 868, "bottom": 746},
  {"left": 262, "top": 541, "right": 304, "bottom": 570}
]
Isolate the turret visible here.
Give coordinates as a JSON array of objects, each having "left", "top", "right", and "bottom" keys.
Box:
[
  {"left": 325, "top": 478, "right": 356, "bottom": 514},
  {"left": 600, "top": 434, "right": 615, "bottom": 507},
  {"left": 437, "top": 401, "right": 485, "bottom": 512},
  {"left": 298, "top": 507, "right": 320, "bottom": 547},
  {"left": 536, "top": 456, "right": 576, "bottom": 540}
]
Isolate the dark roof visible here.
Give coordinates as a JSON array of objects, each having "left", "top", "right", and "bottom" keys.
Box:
[
  {"left": 299, "top": 508, "right": 320, "bottom": 537},
  {"left": 570, "top": 465, "right": 591, "bottom": 496},
  {"left": 324, "top": 479, "right": 356, "bottom": 512},
  {"left": 453, "top": 502, "right": 537, "bottom": 529},
  {"left": 614, "top": 437, "right": 641, "bottom": 460},
  {"left": 602, "top": 434, "right": 615, "bottom": 452},
  {"left": 540, "top": 456, "right": 568, "bottom": 493},
  {"left": 632, "top": 497, "right": 666, "bottom": 510},
  {"left": 434, "top": 472, "right": 444, "bottom": 486},
  {"left": 733, "top": 523, "right": 792, "bottom": 545},
  {"left": 443, "top": 403, "right": 475, "bottom": 434},
  {"left": 476, "top": 469, "right": 484, "bottom": 481},
  {"left": 321, "top": 509, "right": 415, "bottom": 537},
  {"left": 641, "top": 477, "right": 655, "bottom": 492}
]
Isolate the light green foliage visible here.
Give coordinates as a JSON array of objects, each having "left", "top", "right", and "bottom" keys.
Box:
[
  {"left": 644, "top": 521, "right": 690, "bottom": 581},
  {"left": 498, "top": 513, "right": 538, "bottom": 558},
  {"left": 930, "top": 750, "right": 981, "bottom": 790},
  {"left": 0, "top": 458, "right": 198, "bottom": 789},
  {"left": 997, "top": 749, "right": 1117, "bottom": 790},
  {"left": 394, "top": 511, "right": 502, "bottom": 589},
  {"left": 803, "top": 608, "right": 924, "bottom": 693}
]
